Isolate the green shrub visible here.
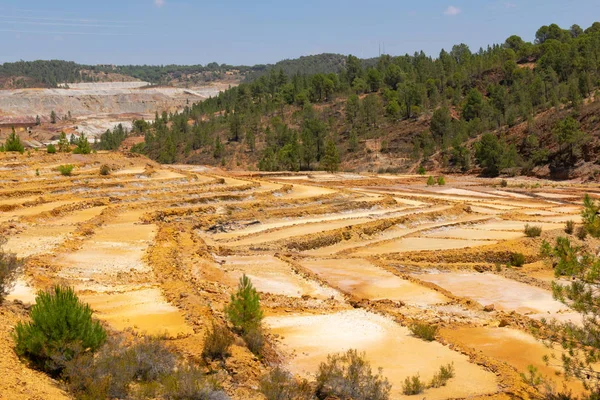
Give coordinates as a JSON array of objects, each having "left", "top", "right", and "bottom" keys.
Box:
[
  {"left": 0, "top": 237, "right": 21, "bottom": 304},
  {"left": 72, "top": 134, "right": 91, "bottom": 155},
  {"left": 242, "top": 325, "right": 265, "bottom": 356},
  {"left": 511, "top": 252, "right": 526, "bottom": 267},
  {"left": 202, "top": 322, "right": 234, "bottom": 360},
  {"left": 57, "top": 164, "right": 74, "bottom": 176},
  {"left": 161, "top": 366, "right": 229, "bottom": 400},
  {"left": 500, "top": 179, "right": 508, "bottom": 187},
  {"left": 437, "top": 176, "right": 446, "bottom": 186},
  {"left": 99, "top": 164, "right": 111, "bottom": 176},
  {"left": 540, "top": 240, "right": 552, "bottom": 257},
  {"left": 524, "top": 224, "right": 542, "bottom": 237},
  {"left": 5, "top": 129, "right": 24, "bottom": 153},
  {"left": 430, "top": 363, "right": 455, "bottom": 388},
  {"left": 225, "top": 274, "right": 263, "bottom": 333},
  {"left": 426, "top": 176, "right": 436, "bottom": 186},
  {"left": 417, "top": 166, "right": 426, "bottom": 175},
  {"left": 576, "top": 226, "right": 588, "bottom": 241},
  {"left": 409, "top": 322, "right": 438, "bottom": 341},
  {"left": 46, "top": 144, "right": 57, "bottom": 154},
  {"left": 315, "top": 349, "right": 391, "bottom": 400},
  {"left": 13, "top": 286, "right": 106, "bottom": 376},
  {"left": 402, "top": 374, "right": 425, "bottom": 395},
  {"left": 260, "top": 367, "right": 312, "bottom": 400},
  {"left": 565, "top": 220, "right": 575, "bottom": 235}
]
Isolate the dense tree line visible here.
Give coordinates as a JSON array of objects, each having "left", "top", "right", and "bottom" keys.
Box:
[{"left": 129, "top": 22, "right": 600, "bottom": 174}]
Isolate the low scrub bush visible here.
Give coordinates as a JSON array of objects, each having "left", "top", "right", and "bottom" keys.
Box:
[
  {"left": 99, "top": 164, "right": 111, "bottom": 176},
  {"left": 402, "top": 374, "right": 425, "bottom": 395},
  {"left": 315, "top": 349, "right": 391, "bottom": 400},
  {"left": 47, "top": 144, "right": 56, "bottom": 154},
  {"left": 437, "top": 176, "right": 446, "bottom": 186},
  {"left": 13, "top": 286, "right": 107, "bottom": 376},
  {"left": 162, "top": 365, "right": 229, "bottom": 400},
  {"left": 565, "top": 220, "right": 575, "bottom": 235},
  {"left": 500, "top": 179, "right": 508, "bottom": 187},
  {"left": 417, "top": 166, "right": 426, "bottom": 175},
  {"left": 242, "top": 325, "right": 265, "bottom": 356},
  {"left": 576, "top": 226, "right": 588, "bottom": 241},
  {"left": 260, "top": 366, "right": 312, "bottom": 400},
  {"left": 540, "top": 240, "right": 552, "bottom": 257},
  {"left": 511, "top": 252, "right": 526, "bottom": 267},
  {"left": 57, "top": 164, "right": 74, "bottom": 176},
  {"left": 0, "top": 237, "right": 21, "bottom": 303},
  {"left": 524, "top": 224, "right": 542, "bottom": 237},
  {"left": 426, "top": 176, "right": 436, "bottom": 186},
  {"left": 5, "top": 130, "right": 24, "bottom": 153},
  {"left": 409, "top": 322, "right": 438, "bottom": 341},
  {"left": 202, "top": 322, "right": 234, "bottom": 361},
  {"left": 430, "top": 363, "right": 455, "bottom": 388}
]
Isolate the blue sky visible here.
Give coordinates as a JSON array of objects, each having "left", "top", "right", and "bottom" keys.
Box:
[{"left": 0, "top": 0, "right": 598, "bottom": 66}]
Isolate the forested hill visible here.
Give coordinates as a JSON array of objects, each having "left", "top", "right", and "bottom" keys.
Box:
[
  {"left": 115, "top": 21, "right": 600, "bottom": 181},
  {"left": 0, "top": 54, "right": 372, "bottom": 88}
]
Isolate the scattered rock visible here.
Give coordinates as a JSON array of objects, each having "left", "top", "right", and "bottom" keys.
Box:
[{"left": 483, "top": 304, "right": 495, "bottom": 312}]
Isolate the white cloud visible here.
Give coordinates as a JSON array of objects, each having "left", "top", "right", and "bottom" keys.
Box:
[
  {"left": 154, "top": 0, "right": 165, "bottom": 7},
  {"left": 443, "top": 6, "right": 461, "bottom": 16}
]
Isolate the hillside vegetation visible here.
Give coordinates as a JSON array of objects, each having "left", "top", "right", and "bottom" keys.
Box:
[{"left": 120, "top": 22, "right": 600, "bottom": 180}]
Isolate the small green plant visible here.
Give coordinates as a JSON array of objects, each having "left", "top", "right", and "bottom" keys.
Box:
[
  {"left": 99, "top": 164, "right": 111, "bottom": 176},
  {"left": 565, "top": 220, "right": 575, "bottom": 235},
  {"left": 0, "top": 237, "right": 21, "bottom": 304},
  {"left": 430, "top": 363, "right": 455, "bottom": 388},
  {"left": 524, "top": 224, "right": 542, "bottom": 237},
  {"left": 260, "top": 367, "right": 312, "bottom": 400},
  {"left": 576, "top": 226, "right": 588, "bottom": 241},
  {"left": 35, "top": 168, "right": 40, "bottom": 176},
  {"left": 520, "top": 365, "right": 543, "bottom": 388},
  {"left": 417, "top": 166, "right": 426, "bottom": 175},
  {"left": 13, "top": 286, "right": 107, "bottom": 376},
  {"left": 437, "top": 176, "right": 446, "bottom": 186},
  {"left": 202, "top": 322, "right": 234, "bottom": 360},
  {"left": 426, "top": 176, "right": 436, "bottom": 186},
  {"left": 315, "top": 349, "right": 391, "bottom": 400},
  {"left": 402, "top": 374, "right": 425, "bottom": 395},
  {"left": 225, "top": 274, "right": 263, "bottom": 333},
  {"left": 72, "top": 133, "right": 91, "bottom": 154},
  {"left": 46, "top": 144, "right": 56, "bottom": 154},
  {"left": 57, "top": 164, "right": 74, "bottom": 176},
  {"left": 511, "top": 252, "right": 526, "bottom": 267},
  {"left": 409, "top": 322, "right": 438, "bottom": 341},
  {"left": 5, "top": 129, "right": 24, "bottom": 153}
]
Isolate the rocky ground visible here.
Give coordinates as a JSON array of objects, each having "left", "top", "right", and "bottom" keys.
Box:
[{"left": 0, "top": 150, "right": 596, "bottom": 399}]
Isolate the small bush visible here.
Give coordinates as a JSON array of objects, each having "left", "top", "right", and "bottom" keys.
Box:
[
  {"left": 500, "top": 179, "right": 508, "bottom": 187},
  {"left": 162, "top": 365, "right": 229, "bottom": 400},
  {"left": 72, "top": 134, "right": 91, "bottom": 155},
  {"left": 511, "top": 252, "right": 526, "bottom": 267},
  {"left": 5, "top": 130, "right": 24, "bottom": 153},
  {"left": 202, "top": 322, "right": 234, "bottom": 361},
  {"left": 57, "top": 164, "right": 74, "bottom": 176},
  {"left": 47, "top": 144, "right": 57, "bottom": 154},
  {"left": 260, "top": 367, "right": 312, "bottom": 400},
  {"left": 426, "top": 176, "right": 436, "bottom": 186},
  {"left": 0, "top": 237, "right": 21, "bottom": 304},
  {"left": 576, "top": 226, "right": 588, "bottom": 241},
  {"left": 524, "top": 224, "right": 542, "bottom": 238},
  {"left": 417, "top": 166, "right": 426, "bottom": 175},
  {"left": 13, "top": 286, "right": 107, "bottom": 376},
  {"left": 402, "top": 374, "right": 425, "bottom": 395},
  {"left": 437, "top": 176, "right": 446, "bottom": 185},
  {"left": 315, "top": 349, "right": 391, "bottom": 400},
  {"left": 409, "top": 322, "right": 438, "bottom": 341},
  {"left": 565, "top": 220, "right": 575, "bottom": 235},
  {"left": 242, "top": 325, "right": 265, "bottom": 356},
  {"left": 430, "top": 363, "right": 455, "bottom": 388},
  {"left": 99, "top": 164, "right": 111, "bottom": 176}
]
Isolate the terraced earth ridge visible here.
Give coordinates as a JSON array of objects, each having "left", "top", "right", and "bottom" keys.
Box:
[{"left": 1, "top": 150, "right": 597, "bottom": 399}]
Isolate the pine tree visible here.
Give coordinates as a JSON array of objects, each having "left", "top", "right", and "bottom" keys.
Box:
[
  {"left": 73, "top": 133, "right": 91, "bottom": 154},
  {"left": 58, "top": 132, "right": 70, "bottom": 152},
  {"left": 35, "top": 115, "right": 41, "bottom": 126},
  {"left": 321, "top": 138, "right": 340, "bottom": 173},
  {"left": 50, "top": 111, "right": 57, "bottom": 124},
  {"left": 5, "top": 128, "right": 24, "bottom": 153},
  {"left": 225, "top": 274, "right": 263, "bottom": 333}
]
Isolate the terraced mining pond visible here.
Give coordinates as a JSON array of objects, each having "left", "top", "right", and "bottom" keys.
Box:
[{"left": 2, "top": 151, "right": 597, "bottom": 399}]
